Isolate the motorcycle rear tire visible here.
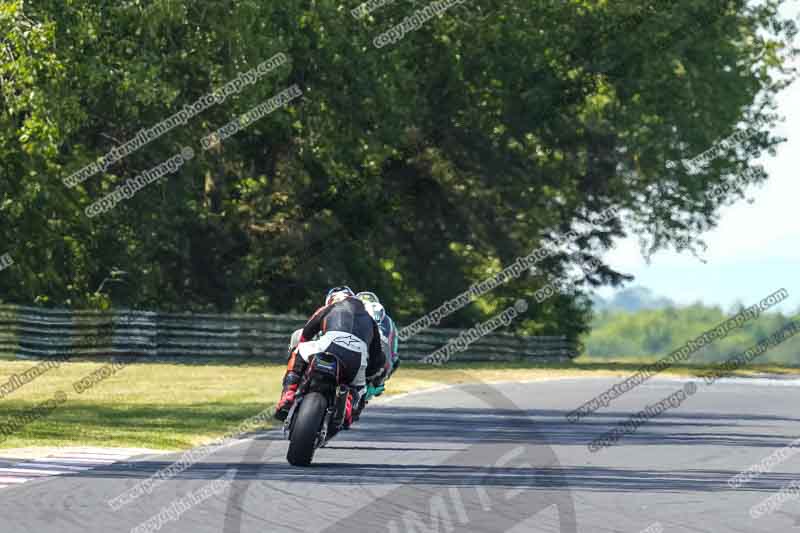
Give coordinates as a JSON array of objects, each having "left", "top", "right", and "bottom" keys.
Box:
[{"left": 287, "top": 392, "right": 328, "bottom": 466}]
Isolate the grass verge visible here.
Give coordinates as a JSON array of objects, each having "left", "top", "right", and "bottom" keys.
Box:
[{"left": 0, "top": 357, "right": 798, "bottom": 452}]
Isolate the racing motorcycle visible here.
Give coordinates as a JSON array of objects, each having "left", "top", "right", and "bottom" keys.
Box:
[{"left": 282, "top": 351, "right": 356, "bottom": 466}]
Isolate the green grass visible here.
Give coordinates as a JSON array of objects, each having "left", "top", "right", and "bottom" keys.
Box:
[{"left": 1, "top": 357, "right": 798, "bottom": 452}]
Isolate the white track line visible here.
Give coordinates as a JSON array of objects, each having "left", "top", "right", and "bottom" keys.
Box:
[
  {"left": 0, "top": 467, "right": 73, "bottom": 476},
  {"left": 0, "top": 449, "right": 143, "bottom": 492}
]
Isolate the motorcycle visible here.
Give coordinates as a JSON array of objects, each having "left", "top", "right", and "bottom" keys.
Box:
[{"left": 283, "top": 351, "right": 355, "bottom": 466}]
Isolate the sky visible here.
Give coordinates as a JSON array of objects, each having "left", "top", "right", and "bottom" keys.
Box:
[{"left": 599, "top": 0, "right": 800, "bottom": 313}]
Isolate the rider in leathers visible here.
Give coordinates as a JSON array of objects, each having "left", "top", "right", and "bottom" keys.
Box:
[{"left": 274, "top": 287, "right": 386, "bottom": 426}]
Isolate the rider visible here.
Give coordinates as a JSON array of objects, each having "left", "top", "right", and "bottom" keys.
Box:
[
  {"left": 356, "top": 291, "right": 400, "bottom": 399},
  {"left": 274, "top": 286, "right": 386, "bottom": 426}
]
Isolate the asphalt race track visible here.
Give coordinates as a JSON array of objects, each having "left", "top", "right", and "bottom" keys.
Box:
[{"left": 3, "top": 376, "right": 800, "bottom": 533}]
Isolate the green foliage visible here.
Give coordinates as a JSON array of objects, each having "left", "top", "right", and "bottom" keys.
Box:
[
  {"left": 0, "top": 0, "right": 796, "bottom": 340},
  {"left": 584, "top": 304, "right": 800, "bottom": 365}
]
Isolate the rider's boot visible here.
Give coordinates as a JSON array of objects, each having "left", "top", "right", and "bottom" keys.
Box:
[
  {"left": 342, "top": 390, "right": 355, "bottom": 429},
  {"left": 274, "top": 349, "right": 307, "bottom": 421},
  {"left": 348, "top": 386, "right": 369, "bottom": 428}
]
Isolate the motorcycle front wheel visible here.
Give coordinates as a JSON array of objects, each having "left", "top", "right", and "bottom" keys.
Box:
[{"left": 287, "top": 391, "right": 328, "bottom": 466}]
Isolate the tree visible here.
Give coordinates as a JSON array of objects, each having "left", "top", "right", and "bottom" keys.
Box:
[{"left": 0, "top": 0, "right": 796, "bottom": 341}]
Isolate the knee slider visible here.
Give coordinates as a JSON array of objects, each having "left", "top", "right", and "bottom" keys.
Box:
[{"left": 283, "top": 371, "right": 302, "bottom": 387}]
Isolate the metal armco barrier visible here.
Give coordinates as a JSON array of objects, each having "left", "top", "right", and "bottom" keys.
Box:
[{"left": 0, "top": 305, "right": 579, "bottom": 362}]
